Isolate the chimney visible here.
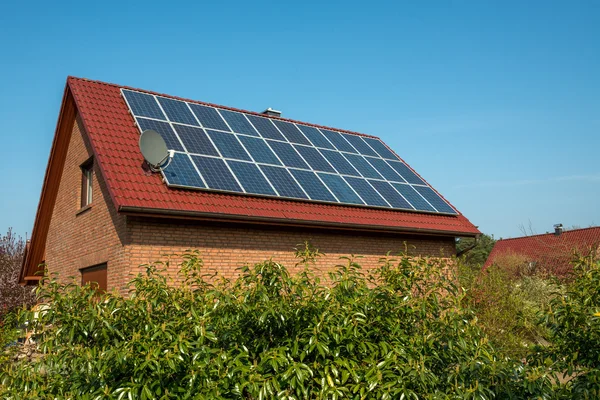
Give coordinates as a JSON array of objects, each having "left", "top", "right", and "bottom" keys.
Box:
[
  {"left": 262, "top": 107, "right": 281, "bottom": 117},
  {"left": 554, "top": 223, "right": 563, "bottom": 236}
]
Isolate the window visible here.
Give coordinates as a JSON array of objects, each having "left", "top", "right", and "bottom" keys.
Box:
[
  {"left": 81, "top": 264, "right": 107, "bottom": 293},
  {"left": 81, "top": 159, "right": 93, "bottom": 208}
]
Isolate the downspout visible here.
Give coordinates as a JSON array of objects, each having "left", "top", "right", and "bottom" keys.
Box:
[{"left": 456, "top": 235, "right": 480, "bottom": 257}]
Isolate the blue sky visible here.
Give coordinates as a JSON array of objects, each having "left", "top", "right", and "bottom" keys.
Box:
[{"left": 1, "top": 0, "right": 598, "bottom": 240}]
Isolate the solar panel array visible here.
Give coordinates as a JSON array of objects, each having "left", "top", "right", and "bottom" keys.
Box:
[{"left": 121, "top": 89, "right": 457, "bottom": 215}]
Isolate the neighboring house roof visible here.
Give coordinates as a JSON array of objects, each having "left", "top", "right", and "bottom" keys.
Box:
[
  {"left": 20, "top": 77, "right": 480, "bottom": 283},
  {"left": 484, "top": 226, "right": 600, "bottom": 274}
]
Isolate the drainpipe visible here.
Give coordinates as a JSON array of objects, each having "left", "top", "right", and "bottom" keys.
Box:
[{"left": 456, "top": 235, "right": 480, "bottom": 257}]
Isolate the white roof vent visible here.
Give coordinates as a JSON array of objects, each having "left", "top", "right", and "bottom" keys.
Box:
[{"left": 262, "top": 107, "right": 281, "bottom": 117}]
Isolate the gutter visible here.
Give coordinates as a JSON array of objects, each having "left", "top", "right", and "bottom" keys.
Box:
[{"left": 119, "top": 205, "right": 479, "bottom": 238}]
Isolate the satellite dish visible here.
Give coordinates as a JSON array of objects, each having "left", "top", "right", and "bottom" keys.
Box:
[{"left": 139, "top": 129, "right": 173, "bottom": 171}]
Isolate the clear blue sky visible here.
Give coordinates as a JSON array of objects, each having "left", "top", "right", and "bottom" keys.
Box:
[{"left": 1, "top": 0, "right": 598, "bottom": 240}]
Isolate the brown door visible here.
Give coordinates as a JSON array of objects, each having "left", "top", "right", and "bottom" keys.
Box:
[{"left": 81, "top": 264, "right": 107, "bottom": 293}]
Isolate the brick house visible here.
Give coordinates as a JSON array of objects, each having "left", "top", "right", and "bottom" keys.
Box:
[
  {"left": 484, "top": 225, "right": 600, "bottom": 276},
  {"left": 20, "top": 77, "right": 480, "bottom": 292}
]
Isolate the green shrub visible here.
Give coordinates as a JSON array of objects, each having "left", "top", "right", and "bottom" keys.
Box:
[
  {"left": 531, "top": 252, "right": 600, "bottom": 399},
  {"left": 1, "top": 251, "right": 554, "bottom": 399}
]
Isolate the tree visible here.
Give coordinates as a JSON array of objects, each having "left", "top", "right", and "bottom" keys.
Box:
[
  {"left": 456, "top": 233, "right": 496, "bottom": 267},
  {"left": 0, "top": 228, "right": 34, "bottom": 319}
]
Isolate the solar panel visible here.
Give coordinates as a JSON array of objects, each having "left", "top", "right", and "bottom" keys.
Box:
[
  {"left": 157, "top": 97, "right": 199, "bottom": 126},
  {"left": 122, "top": 89, "right": 459, "bottom": 215},
  {"left": 342, "top": 134, "right": 379, "bottom": 157},
  {"left": 293, "top": 145, "right": 336, "bottom": 173},
  {"left": 320, "top": 149, "right": 361, "bottom": 176},
  {"left": 413, "top": 186, "right": 456, "bottom": 214},
  {"left": 296, "top": 125, "right": 335, "bottom": 149},
  {"left": 363, "top": 137, "right": 398, "bottom": 160},
  {"left": 343, "top": 154, "right": 383, "bottom": 179},
  {"left": 188, "top": 103, "right": 230, "bottom": 132},
  {"left": 238, "top": 136, "right": 282, "bottom": 165},
  {"left": 290, "top": 169, "right": 336, "bottom": 202},
  {"left": 205, "top": 130, "right": 252, "bottom": 161},
  {"left": 365, "top": 157, "right": 405, "bottom": 182},
  {"left": 246, "top": 115, "right": 286, "bottom": 141},
  {"left": 228, "top": 161, "right": 276, "bottom": 196},
  {"left": 172, "top": 124, "right": 219, "bottom": 157},
  {"left": 219, "top": 110, "right": 260, "bottom": 137},
  {"left": 163, "top": 153, "right": 205, "bottom": 188},
  {"left": 191, "top": 156, "right": 242, "bottom": 192},
  {"left": 318, "top": 174, "right": 364, "bottom": 204},
  {"left": 320, "top": 129, "right": 358, "bottom": 153},
  {"left": 272, "top": 120, "right": 311, "bottom": 145},
  {"left": 266, "top": 141, "right": 309, "bottom": 169},
  {"left": 387, "top": 161, "right": 426, "bottom": 185},
  {"left": 391, "top": 183, "right": 435, "bottom": 212},
  {"left": 122, "top": 90, "right": 165, "bottom": 120},
  {"left": 259, "top": 165, "right": 308, "bottom": 199},
  {"left": 344, "top": 177, "right": 389, "bottom": 207}
]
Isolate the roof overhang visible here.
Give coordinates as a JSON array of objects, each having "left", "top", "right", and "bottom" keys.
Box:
[{"left": 120, "top": 205, "right": 480, "bottom": 238}]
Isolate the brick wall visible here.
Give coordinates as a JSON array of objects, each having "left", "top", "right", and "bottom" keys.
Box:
[
  {"left": 125, "top": 217, "right": 456, "bottom": 285},
  {"left": 45, "top": 114, "right": 129, "bottom": 291},
  {"left": 45, "top": 116, "right": 456, "bottom": 293}
]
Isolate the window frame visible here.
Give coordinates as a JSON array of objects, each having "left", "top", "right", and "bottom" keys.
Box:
[{"left": 80, "top": 158, "right": 94, "bottom": 208}]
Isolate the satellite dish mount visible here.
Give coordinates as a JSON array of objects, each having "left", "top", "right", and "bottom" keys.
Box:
[{"left": 139, "top": 129, "right": 174, "bottom": 172}]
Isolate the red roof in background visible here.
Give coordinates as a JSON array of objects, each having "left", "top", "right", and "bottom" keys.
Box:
[
  {"left": 484, "top": 226, "right": 600, "bottom": 274},
  {"left": 67, "top": 76, "right": 480, "bottom": 236}
]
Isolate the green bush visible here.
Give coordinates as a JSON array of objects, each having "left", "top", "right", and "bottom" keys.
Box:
[
  {"left": 1, "top": 251, "right": 556, "bottom": 399},
  {"left": 530, "top": 252, "right": 600, "bottom": 399}
]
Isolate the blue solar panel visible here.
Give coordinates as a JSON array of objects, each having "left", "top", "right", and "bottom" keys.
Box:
[
  {"left": 297, "top": 125, "right": 335, "bottom": 149},
  {"left": 246, "top": 115, "right": 286, "bottom": 141},
  {"left": 343, "top": 154, "right": 383, "bottom": 179},
  {"left": 122, "top": 90, "right": 165, "bottom": 120},
  {"left": 219, "top": 110, "right": 260, "bottom": 137},
  {"left": 368, "top": 180, "right": 413, "bottom": 209},
  {"left": 227, "top": 161, "right": 276, "bottom": 196},
  {"left": 320, "top": 150, "right": 361, "bottom": 176},
  {"left": 387, "top": 161, "right": 426, "bottom": 185},
  {"left": 191, "top": 156, "right": 242, "bottom": 192},
  {"left": 320, "top": 129, "right": 358, "bottom": 153},
  {"left": 267, "top": 141, "right": 309, "bottom": 169},
  {"left": 366, "top": 157, "right": 405, "bottom": 182},
  {"left": 289, "top": 169, "right": 336, "bottom": 202},
  {"left": 163, "top": 153, "right": 205, "bottom": 188},
  {"left": 172, "top": 124, "right": 219, "bottom": 157},
  {"left": 318, "top": 174, "right": 364, "bottom": 204},
  {"left": 272, "top": 120, "right": 311, "bottom": 145},
  {"left": 259, "top": 165, "right": 308, "bottom": 199},
  {"left": 391, "top": 183, "right": 435, "bottom": 212},
  {"left": 294, "top": 145, "right": 336, "bottom": 173},
  {"left": 238, "top": 136, "right": 282, "bottom": 165},
  {"left": 363, "top": 137, "right": 398, "bottom": 160},
  {"left": 205, "top": 130, "right": 252, "bottom": 161},
  {"left": 156, "top": 97, "right": 198, "bottom": 126},
  {"left": 188, "top": 103, "right": 230, "bottom": 132},
  {"left": 136, "top": 118, "right": 185, "bottom": 152},
  {"left": 342, "top": 134, "right": 379, "bottom": 157},
  {"left": 124, "top": 89, "right": 457, "bottom": 216},
  {"left": 413, "top": 186, "right": 457, "bottom": 214},
  {"left": 344, "top": 177, "right": 389, "bottom": 207}
]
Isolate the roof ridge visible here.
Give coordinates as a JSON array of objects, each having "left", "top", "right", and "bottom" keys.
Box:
[
  {"left": 498, "top": 225, "right": 600, "bottom": 242},
  {"left": 67, "top": 76, "right": 382, "bottom": 140}
]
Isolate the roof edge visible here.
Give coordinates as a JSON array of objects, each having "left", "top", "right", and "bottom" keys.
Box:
[
  {"left": 19, "top": 83, "right": 76, "bottom": 284},
  {"left": 119, "top": 205, "right": 479, "bottom": 238}
]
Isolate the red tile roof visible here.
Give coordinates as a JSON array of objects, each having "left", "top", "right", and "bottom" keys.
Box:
[
  {"left": 67, "top": 76, "right": 479, "bottom": 235},
  {"left": 484, "top": 226, "right": 600, "bottom": 275}
]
